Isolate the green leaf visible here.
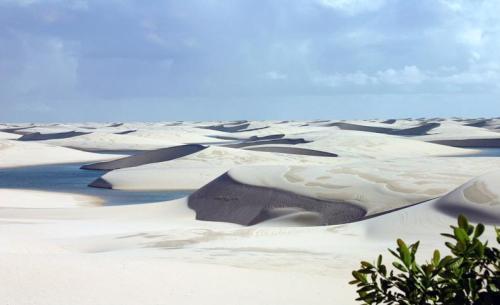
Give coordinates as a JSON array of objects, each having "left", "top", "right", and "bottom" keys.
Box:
[
  {"left": 441, "top": 233, "right": 456, "bottom": 240},
  {"left": 474, "top": 223, "right": 485, "bottom": 238},
  {"left": 361, "top": 261, "right": 374, "bottom": 269},
  {"left": 432, "top": 250, "right": 440, "bottom": 266},
  {"left": 397, "top": 239, "right": 411, "bottom": 267},
  {"left": 392, "top": 262, "right": 408, "bottom": 272},
  {"left": 467, "top": 224, "right": 474, "bottom": 235},
  {"left": 411, "top": 241, "right": 420, "bottom": 256},
  {"left": 349, "top": 215, "right": 500, "bottom": 304},
  {"left": 454, "top": 227, "right": 469, "bottom": 245},
  {"left": 445, "top": 241, "right": 455, "bottom": 250},
  {"left": 458, "top": 214, "right": 468, "bottom": 229},
  {"left": 388, "top": 249, "right": 400, "bottom": 259},
  {"left": 352, "top": 271, "right": 367, "bottom": 283}
]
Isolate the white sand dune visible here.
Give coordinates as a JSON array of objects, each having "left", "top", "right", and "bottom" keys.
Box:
[
  {"left": 229, "top": 158, "right": 500, "bottom": 215},
  {"left": 0, "top": 131, "right": 21, "bottom": 140},
  {"left": 0, "top": 139, "right": 123, "bottom": 168},
  {"left": 1, "top": 189, "right": 498, "bottom": 305},
  {"left": 83, "top": 144, "right": 207, "bottom": 171},
  {"left": 1, "top": 119, "right": 500, "bottom": 305},
  {"left": 297, "top": 129, "right": 475, "bottom": 158},
  {"left": 0, "top": 189, "right": 103, "bottom": 208},
  {"left": 415, "top": 119, "right": 500, "bottom": 141},
  {"left": 128, "top": 126, "right": 235, "bottom": 144},
  {"left": 435, "top": 170, "right": 500, "bottom": 223},
  {"left": 92, "top": 145, "right": 351, "bottom": 190},
  {"left": 46, "top": 132, "right": 181, "bottom": 151}
]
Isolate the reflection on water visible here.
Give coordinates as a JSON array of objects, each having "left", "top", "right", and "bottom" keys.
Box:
[{"left": 0, "top": 163, "right": 191, "bottom": 206}]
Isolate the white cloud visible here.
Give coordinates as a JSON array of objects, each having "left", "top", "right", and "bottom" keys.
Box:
[
  {"left": 441, "top": 64, "right": 500, "bottom": 85},
  {"left": 459, "top": 28, "right": 484, "bottom": 47},
  {"left": 314, "top": 66, "right": 426, "bottom": 87},
  {"left": 377, "top": 66, "right": 426, "bottom": 85},
  {"left": 439, "top": 0, "right": 500, "bottom": 65},
  {"left": 0, "top": 36, "right": 79, "bottom": 101},
  {"left": 313, "top": 64, "right": 500, "bottom": 91},
  {"left": 1, "top": 0, "right": 499, "bottom": 117},
  {"left": 265, "top": 71, "right": 288, "bottom": 80},
  {"left": 439, "top": 0, "right": 463, "bottom": 12},
  {"left": 313, "top": 71, "right": 374, "bottom": 87},
  {"left": 317, "top": 0, "right": 386, "bottom": 14},
  {"left": 142, "top": 19, "right": 198, "bottom": 50},
  {"left": 0, "top": 0, "right": 88, "bottom": 9}
]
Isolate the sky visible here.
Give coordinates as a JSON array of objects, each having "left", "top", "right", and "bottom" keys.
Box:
[{"left": 0, "top": 0, "right": 499, "bottom": 122}]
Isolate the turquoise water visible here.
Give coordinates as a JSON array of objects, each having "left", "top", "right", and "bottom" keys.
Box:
[{"left": 0, "top": 163, "right": 191, "bottom": 206}]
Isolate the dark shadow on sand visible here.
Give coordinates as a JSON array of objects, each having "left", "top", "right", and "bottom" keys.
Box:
[
  {"left": 430, "top": 138, "right": 500, "bottom": 148},
  {"left": 188, "top": 173, "right": 366, "bottom": 226},
  {"left": 81, "top": 144, "right": 207, "bottom": 170},
  {"left": 17, "top": 131, "right": 90, "bottom": 141},
  {"left": 326, "top": 122, "right": 440, "bottom": 136},
  {"left": 243, "top": 146, "right": 338, "bottom": 157}
]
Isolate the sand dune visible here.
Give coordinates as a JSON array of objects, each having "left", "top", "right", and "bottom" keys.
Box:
[
  {"left": 327, "top": 122, "right": 440, "bottom": 136},
  {"left": 209, "top": 133, "right": 285, "bottom": 141},
  {"left": 1, "top": 119, "right": 500, "bottom": 305},
  {"left": 434, "top": 170, "right": 500, "bottom": 224},
  {"left": 0, "top": 131, "right": 20, "bottom": 140},
  {"left": 228, "top": 158, "right": 500, "bottom": 215},
  {"left": 201, "top": 123, "right": 255, "bottom": 132},
  {"left": 415, "top": 120, "right": 500, "bottom": 141},
  {"left": 244, "top": 146, "right": 338, "bottom": 157},
  {"left": 1, "top": 176, "right": 498, "bottom": 305},
  {"left": 189, "top": 173, "right": 366, "bottom": 225},
  {"left": 82, "top": 144, "right": 207, "bottom": 170},
  {"left": 0, "top": 126, "right": 35, "bottom": 135},
  {"left": 200, "top": 121, "right": 271, "bottom": 133},
  {"left": 0, "top": 140, "right": 123, "bottom": 168},
  {"left": 45, "top": 132, "right": 181, "bottom": 152},
  {"left": 127, "top": 127, "right": 232, "bottom": 144},
  {"left": 297, "top": 129, "right": 473, "bottom": 158},
  {"left": 88, "top": 146, "right": 348, "bottom": 191},
  {"left": 430, "top": 138, "right": 500, "bottom": 148},
  {"left": 114, "top": 130, "right": 137, "bottom": 135},
  {"left": 462, "top": 118, "right": 500, "bottom": 131},
  {"left": 466, "top": 119, "right": 490, "bottom": 128},
  {"left": 0, "top": 189, "right": 102, "bottom": 208},
  {"left": 225, "top": 138, "right": 309, "bottom": 148},
  {"left": 18, "top": 131, "right": 90, "bottom": 141}
]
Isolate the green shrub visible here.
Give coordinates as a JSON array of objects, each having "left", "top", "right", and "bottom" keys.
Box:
[{"left": 350, "top": 215, "right": 500, "bottom": 304}]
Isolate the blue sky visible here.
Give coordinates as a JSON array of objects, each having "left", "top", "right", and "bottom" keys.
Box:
[{"left": 0, "top": 0, "right": 499, "bottom": 121}]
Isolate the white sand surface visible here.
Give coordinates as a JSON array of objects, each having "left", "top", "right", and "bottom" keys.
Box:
[
  {"left": 415, "top": 120, "right": 500, "bottom": 141},
  {"left": 228, "top": 158, "right": 500, "bottom": 214},
  {"left": 435, "top": 170, "right": 500, "bottom": 222},
  {"left": 1, "top": 192, "right": 498, "bottom": 305},
  {"left": 0, "top": 189, "right": 103, "bottom": 208},
  {"left": 297, "top": 129, "right": 475, "bottom": 158},
  {"left": 96, "top": 146, "right": 350, "bottom": 190},
  {"left": 1, "top": 119, "right": 500, "bottom": 305},
  {"left": 0, "top": 131, "right": 20, "bottom": 140},
  {"left": 129, "top": 126, "right": 234, "bottom": 144},
  {"left": 46, "top": 132, "right": 181, "bottom": 151},
  {"left": 0, "top": 139, "right": 123, "bottom": 168}
]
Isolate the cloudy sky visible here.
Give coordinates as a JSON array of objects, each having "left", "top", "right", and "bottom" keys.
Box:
[{"left": 1, "top": 0, "right": 499, "bottom": 121}]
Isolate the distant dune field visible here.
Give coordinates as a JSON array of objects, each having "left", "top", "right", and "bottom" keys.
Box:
[{"left": 1, "top": 118, "right": 500, "bottom": 305}]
